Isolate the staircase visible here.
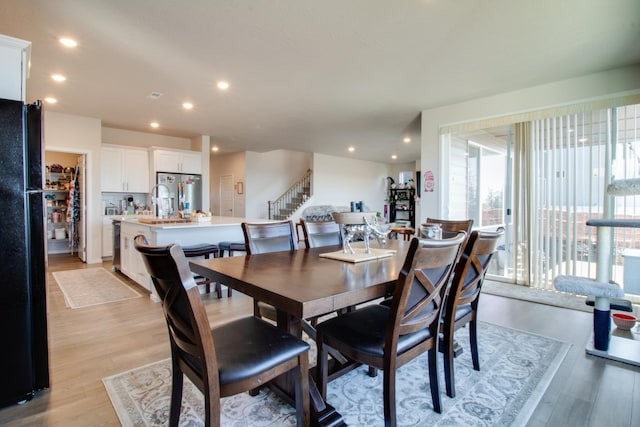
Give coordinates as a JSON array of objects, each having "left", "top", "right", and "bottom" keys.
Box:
[{"left": 268, "top": 169, "right": 312, "bottom": 220}]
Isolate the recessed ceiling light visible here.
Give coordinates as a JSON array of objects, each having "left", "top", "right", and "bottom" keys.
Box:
[
  {"left": 150, "top": 122, "right": 160, "bottom": 129},
  {"left": 59, "top": 37, "right": 77, "bottom": 48},
  {"left": 217, "top": 81, "right": 230, "bottom": 90},
  {"left": 348, "top": 146, "right": 355, "bottom": 152},
  {"left": 51, "top": 74, "right": 66, "bottom": 82},
  {"left": 391, "top": 154, "right": 397, "bottom": 159},
  {"left": 211, "top": 146, "right": 219, "bottom": 152},
  {"left": 182, "top": 102, "right": 194, "bottom": 110},
  {"left": 403, "top": 137, "right": 411, "bottom": 143},
  {"left": 44, "top": 97, "right": 57, "bottom": 104}
]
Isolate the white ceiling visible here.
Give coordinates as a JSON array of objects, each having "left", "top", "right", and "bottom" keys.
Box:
[{"left": 1, "top": 0, "right": 639, "bottom": 163}]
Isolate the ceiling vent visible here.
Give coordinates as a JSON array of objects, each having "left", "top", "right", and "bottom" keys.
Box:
[{"left": 148, "top": 92, "right": 163, "bottom": 100}]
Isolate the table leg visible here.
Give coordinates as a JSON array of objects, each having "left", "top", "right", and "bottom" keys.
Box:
[{"left": 276, "top": 310, "right": 346, "bottom": 427}]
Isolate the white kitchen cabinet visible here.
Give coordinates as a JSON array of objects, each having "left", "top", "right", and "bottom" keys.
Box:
[
  {"left": 0, "top": 34, "right": 30, "bottom": 101},
  {"left": 101, "top": 145, "right": 149, "bottom": 192},
  {"left": 153, "top": 148, "right": 202, "bottom": 174},
  {"left": 102, "top": 216, "right": 113, "bottom": 258},
  {"left": 120, "top": 222, "right": 151, "bottom": 291}
]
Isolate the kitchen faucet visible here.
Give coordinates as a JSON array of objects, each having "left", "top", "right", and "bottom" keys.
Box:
[{"left": 151, "top": 183, "right": 173, "bottom": 218}]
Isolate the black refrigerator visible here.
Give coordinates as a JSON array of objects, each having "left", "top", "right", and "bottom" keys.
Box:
[{"left": 0, "top": 98, "right": 49, "bottom": 407}]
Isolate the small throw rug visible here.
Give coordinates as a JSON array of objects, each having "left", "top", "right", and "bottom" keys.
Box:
[
  {"left": 483, "top": 280, "right": 591, "bottom": 313},
  {"left": 103, "top": 322, "right": 569, "bottom": 426},
  {"left": 52, "top": 267, "right": 141, "bottom": 309}
]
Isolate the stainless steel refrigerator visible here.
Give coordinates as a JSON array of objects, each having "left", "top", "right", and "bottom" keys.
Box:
[
  {"left": 155, "top": 172, "right": 202, "bottom": 217},
  {"left": 0, "top": 98, "right": 49, "bottom": 407}
]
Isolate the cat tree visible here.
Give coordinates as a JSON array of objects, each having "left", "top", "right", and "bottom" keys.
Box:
[{"left": 555, "top": 178, "right": 639, "bottom": 366}]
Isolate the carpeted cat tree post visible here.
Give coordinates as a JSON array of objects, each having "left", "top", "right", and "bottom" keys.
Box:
[{"left": 555, "top": 178, "right": 638, "bottom": 365}]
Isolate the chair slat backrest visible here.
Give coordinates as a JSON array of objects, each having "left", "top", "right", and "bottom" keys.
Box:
[
  {"left": 446, "top": 230, "right": 503, "bottom": 314},
  {"left": 424, "top": 218, "right": 473, "bottom": 235},
  {"left": 242, "top": 221, "right": 299, "bottom": 254},
  {"left": 300, "top": 220, "right": 342, "bottom": 248},
  {"left": 424, "top": 218, "right": 474, "bottom": 266},
  {"left": 389, "top": 233, "right": 465, "bottom": 338},
  {"left": 133, "top": 235, "right": 220, "bottom": 396}
]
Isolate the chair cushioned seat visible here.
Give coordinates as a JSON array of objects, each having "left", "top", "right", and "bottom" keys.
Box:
[
  {"left": 316, "top": 305, "right": 432, "bottom": 358},
  {"left": 182, "top": 243, "right": 219, "bottom": 258},
  {"left": 218, "top": 241, "right": 247, "bottom": 256},
  {"left": 455, "top": 303, "right": 473, "bottom": 321},
  {"left": 212, "top": 317, "right": 309, "bottom": 385}
]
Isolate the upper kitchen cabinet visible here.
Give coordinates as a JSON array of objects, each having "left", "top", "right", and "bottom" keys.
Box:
[
  {"left": 152, "top": 148, "right": 202, "bottom": 174},
  {"left": 101, "top": 145, "right": 149, "bottom": 193},
  {"left": 0, "top": 34, "right": 30, "bottom": 101}
]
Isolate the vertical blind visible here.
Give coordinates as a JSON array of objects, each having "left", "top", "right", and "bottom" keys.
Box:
[
  {"left": 525, "top": 105, "right": 640, "bottom": 290},
  {"left": 443, "top": 101, "right": 640, "bottom": 291}
]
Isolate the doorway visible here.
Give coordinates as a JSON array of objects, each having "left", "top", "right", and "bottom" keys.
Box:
[
  {"left": 220, "top": 174, "right": 234, "bottom": 216},
  {"left": 445, "top": 125, "right": 514, "bottom": 282},
  {"left": 44, "top": 151, "right": 87, "bottom": 262}
]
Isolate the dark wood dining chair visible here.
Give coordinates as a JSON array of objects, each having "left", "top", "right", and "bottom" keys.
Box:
[
  {"left": 424, "top": 217, "right": 473, "bottom": 239},
  {"left": 315, "top": 234, "right": 465, "bottom": 426},
  {"left": 441, "top": 229, "right": 504, "bottom": 398},
  {"left": 422, "top": 218, "right": 473, "bottom": 270},
  {"left": 242, "top": 221, "right": 299, "bottom": 320},
  {"left": 300, "top": 219, "right": 342, "bottom": 248},
  {"left": 133, "top": 235, "right": 310, "bottom": 427}
]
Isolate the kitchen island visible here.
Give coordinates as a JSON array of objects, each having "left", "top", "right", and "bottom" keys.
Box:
[{"left": 118, "top": 216, "right": 253, "bottom": 299}]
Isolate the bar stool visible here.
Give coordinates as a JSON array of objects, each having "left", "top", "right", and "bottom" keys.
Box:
[
  {"left": 218, "top": 241, "right": 247, "bottom": 257},
  {"left": 390, "top": 226, "right": 414, "bottom": 241},
  {"left": 182, "top": 243, "right": 227, "bottom": 298},
  {"left": 215, "top": 241, "right": 248, "bottom": 297}
]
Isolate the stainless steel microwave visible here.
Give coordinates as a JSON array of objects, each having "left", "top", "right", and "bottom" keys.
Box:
[{"left": 105, "top": 207, "right": 119, "bottom": 215}]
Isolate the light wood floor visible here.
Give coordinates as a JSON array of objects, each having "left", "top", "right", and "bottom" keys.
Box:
[{"left": 0, "top": 254, "right": 638, "bottom": 426}]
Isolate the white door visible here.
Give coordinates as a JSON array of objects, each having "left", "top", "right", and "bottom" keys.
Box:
[{"left": 220, "top": 174, "right": 234, "bottom": 216}]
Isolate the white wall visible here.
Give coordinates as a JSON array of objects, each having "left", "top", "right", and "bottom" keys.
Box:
[
  {"left": 211, "top": 149, "right": 397, "bottom": 222},
  {"left": 420, "top": 64, "right": 640, "bottom": 222},
  {"left": 44, "top": 111, "right": 102, "bottom": 263},
  {"left": 388, "top": 161, "right": 417, "bottom": 185},
  {"left": 102, "top": 127, "right": 191, "bottom": 149},
  {"left": 245, "top": 150, "right": 313, "bottom": 219},
  {"left": 210, "top": 151, "right": 246, "bottom": 217},
  {"left": 311, "top": 153, "right": 389, "bottom": 215}
]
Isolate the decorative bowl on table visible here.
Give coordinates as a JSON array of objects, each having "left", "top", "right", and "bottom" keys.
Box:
[
  {"left": 331, "top": 212, "right": 377, "bottom": 225},
  {"left": 612, "top": 313, "right": 637, "bottom": 330},
  {"left": 190, "top": 212, "right": 213, "bottom": 222}
]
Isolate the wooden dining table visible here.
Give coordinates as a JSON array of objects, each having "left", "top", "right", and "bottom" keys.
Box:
[{"left": 190, "top": 239, "right": 411, "bottom": 427}]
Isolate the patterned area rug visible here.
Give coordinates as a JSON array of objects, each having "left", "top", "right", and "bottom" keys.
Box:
[
  {"left": 103, "top": 322, "right": 570, "bottom": 426},
  {"left": 52, "top": 267, "right": 141, "bottom": 309}
]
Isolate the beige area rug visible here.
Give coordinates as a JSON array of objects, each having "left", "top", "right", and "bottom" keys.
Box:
[
  {"left": 103, "top": 321, "right": 570, "bottom": 426},
  {"left": 482, "top": 280, "right": 592, "bottom": 313},
  {"left": 52, "top": 267, "right": 141, "bottom": 309}
]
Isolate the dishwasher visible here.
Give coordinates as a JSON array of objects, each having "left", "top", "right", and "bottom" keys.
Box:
[{"left": 112, "top": 219, "right": 121, "bottom": 271}]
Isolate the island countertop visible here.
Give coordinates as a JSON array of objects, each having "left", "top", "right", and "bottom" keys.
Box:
[
  {"left": 119, "top": 215, "right": 258, "bottom": 298},
  {"left": 118, "top": 215, "right": 262, "bottom": 229}
]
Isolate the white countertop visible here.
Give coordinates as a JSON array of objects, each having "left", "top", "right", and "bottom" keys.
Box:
[{"left": 119, "top": 216, "right": 266, "bottom": 229}]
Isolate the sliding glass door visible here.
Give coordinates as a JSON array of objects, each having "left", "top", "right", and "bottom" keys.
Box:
[
  {"left": 444, "top": 103, "right": 640, "bottom": 291},
  {"left": 446, "top": 125, "right": 513, "bottom": 282}
]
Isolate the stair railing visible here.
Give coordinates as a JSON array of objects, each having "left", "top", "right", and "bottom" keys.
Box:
[{"left": 268, "top": 169, "right": 312, "bottom": 220}]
